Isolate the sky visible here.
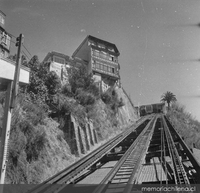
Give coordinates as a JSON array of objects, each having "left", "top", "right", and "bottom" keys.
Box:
[{"left": 1, "top": 0, "right": 200, "bottom": 121}]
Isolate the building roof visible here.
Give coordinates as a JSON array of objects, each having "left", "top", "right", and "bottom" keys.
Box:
[
  {"left": 43, "top": 51, "right": 70, "bottom": 63},
  {"left": 0, "top": 10, "right": 6, "bottom": 17},
  {"left": 139, "top": 103, "right": 165, "bottom": 107},
  {"left": 72, "top": 35, "right": 120, "bottom": 58}
]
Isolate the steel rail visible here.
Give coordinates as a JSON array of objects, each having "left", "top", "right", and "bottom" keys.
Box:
[
  {"left": 161, "top": 115, "right": 178, "bottom": 184},
  {"left": 160, "top": 120, "right": 163, "bottom": 185},
  {"left": 160, "top": 118, "right": 169, "bottom": 185},
  {"left": 92, "top": 115, "right": 158, "bottom": 193},
  {"left": 164, "top": 116, "right": 200, "bottom": 184},
  {"left": 162, "top": 115, "right": 190, "bottom": 185},
  {"left": 123, "top": 114, "right": 158, "bottom": 193},
  {"left": 28, "top": 116, "right": 151, "bottom": 193},
  {"left": 162, "top": 120, "right": 168, "bottom": 185}
]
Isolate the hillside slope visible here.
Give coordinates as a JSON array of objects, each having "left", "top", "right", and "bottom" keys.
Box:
[
  {"left": 4, "top": 86, "right": 138, "bottom": 183},
  {"left": 167, "top": 103, "right": 200, "bottom": 151}
]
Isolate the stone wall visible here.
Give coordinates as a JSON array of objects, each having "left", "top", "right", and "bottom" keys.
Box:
[
  {"left": 63, "top": 114, "right": 98, "bottom": 155},
  {"left": 63, "top": 87, "right": 138, "bottom": 156}
]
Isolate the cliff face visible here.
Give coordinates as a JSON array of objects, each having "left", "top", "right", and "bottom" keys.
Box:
[{"left": 116, "top": 87, "right": 138, "bottom": 126}]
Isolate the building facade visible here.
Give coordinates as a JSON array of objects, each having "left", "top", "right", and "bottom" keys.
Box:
[
  {"left": 43, "top": 51, "right": 71, "bottom": 83},
  {"left": 72, "top": 35, "right": 121, "bottom": 92},
  {"left": 43, "top": 36, "right": 121, "bottom": 92},
  {"left": 0, "top": 10, "right": 12, "bottom": 58}
]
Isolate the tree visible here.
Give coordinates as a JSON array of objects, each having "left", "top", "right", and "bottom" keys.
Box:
[
  {"left": 161, "top": 91, "right": 177, "bottom": 109},
  {"left": 45, "top": 71, "right": 61, "bottom": 95},
  {"left": 7, "top": 54, "right": 28, "bottom": 66},
  {"left": 26, "top": 56, "right": 48, "bottom": 103},
  {"left": 67, "top": 64, "right": 99, "bottom": 97}
]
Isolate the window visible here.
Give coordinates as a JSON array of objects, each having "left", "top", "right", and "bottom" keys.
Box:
[
  {"left": 108, "top": 47, "right": 114, "bottom": 52},
  {"left": 1, "top": 33, "right": 10, "bottom": 48},
  {"left": 1, "top": 33, "right": 6, "bottom": 44},
  {"left": 96, "top": 63, "right": 100, "bottom": 69},
  {"left": 90, "top": 41, "right": 96, "bottom": 46},
  {"left": 98, "top": 44, "right": 105, "bottom": 49},
  {"left": 100, "top": 52, "right": 107, "bottom": 59},
  {"left": 53, "top": 56, "right": 65, "bottom": 64},
  {"left": 6, "top": 35, "right": 10, "bottom": 48},
  {"left": 0, "top": 15, "right": 5, "bottom": 25},
  {"left": 92, "top": 60, "right": 96, "bottom": 68},
  {"left": 0, "top": 49, "right": 5, "bottom": 58},
  {"left": 93, "top": 50, "right": 99, "bottom": 57},
  {"left": 103, "top": 65, "right": 108, "bottom": 71},
  {"left": 111, "top": 67, "right": 115, "bottom": 73}
]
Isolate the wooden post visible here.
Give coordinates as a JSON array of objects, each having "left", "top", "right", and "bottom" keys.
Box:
[{"left": 0, "top": 81, "right": 13, "bottom": 187}]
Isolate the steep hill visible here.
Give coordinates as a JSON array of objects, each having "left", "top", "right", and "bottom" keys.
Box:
[{"left": 3, "top": 85, "right": 138, "bottom": 184}]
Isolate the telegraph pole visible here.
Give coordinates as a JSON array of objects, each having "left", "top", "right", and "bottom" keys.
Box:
[
  {"left": 11, "top": 33, "right": 24, "bottom": 108},
  {"left": 0, "top": 34, "right": 24, "bottom": 189},
  {"left": 138, "top": 102, "right": 140, "bottom": 117}
]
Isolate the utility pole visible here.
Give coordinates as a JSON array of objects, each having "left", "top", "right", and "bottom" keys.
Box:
[
  {"left": 11, "top": 33, "right": 24, "bottom": 108},
  {"left": 0, "top": 34, "right": 24, "bottom": 189},
  {"left": 138, "top": 102, "right": 140, "bottom": 117}
]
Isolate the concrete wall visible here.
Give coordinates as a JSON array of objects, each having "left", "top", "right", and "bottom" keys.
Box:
[
  {"left": 63, "top": 87, "right": 138, "bottom": 156},
  {"left": 65, "top": 114, "right": 98, "bottom": 156}
]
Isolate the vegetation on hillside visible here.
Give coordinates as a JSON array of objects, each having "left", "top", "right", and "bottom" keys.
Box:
[
  {"left": 167, "top": 102, "right": 200, "bottom": 151},
  {"left": 161, "top": 92, "right": 200, "bottom": 151},
  {"left": 0, "top": 55, "right": 126, "bottom": 183}
]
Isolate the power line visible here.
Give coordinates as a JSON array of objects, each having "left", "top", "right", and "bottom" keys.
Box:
[
  {"left": 9, "top": 33, "right": 17, "bottom": 39},
  {"left": 9, "top": 38, "right": 32, "bottom": 60},
  {"left": 10, "top": 39, "right": 16, "bottom": 45},
  {"left": 22, "top": 44, "right": 32, "bottom": 57},
  {"left": 22, "top": 50, "right": 31, "bottom": 61},
  {"left": 11, "top": 34, "right": 32, "bottom": 57}
]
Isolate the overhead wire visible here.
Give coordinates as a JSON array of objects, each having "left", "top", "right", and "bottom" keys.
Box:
[
  {"left": 8, "top": 34, "right": 32, "bottom": 61},
  {"left": 22, "top": 50, "right": 31, "bottom": 61},
  {"left": 22, "top": 44, "right": 32, "bottom": 57}
]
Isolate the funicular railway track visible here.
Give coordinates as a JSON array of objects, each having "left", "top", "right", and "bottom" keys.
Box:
[
  {"left": 161, "top": 115, "right": 190, "bottom": 185},
  {"left": 28, "top": 115, "right": 154, "bottom": 193},
  {"left": 28, "top": 114, "right": 200, "bottom": 193},
  {"left": 92, "top": 115, "right": 158, "bottom": 193}
]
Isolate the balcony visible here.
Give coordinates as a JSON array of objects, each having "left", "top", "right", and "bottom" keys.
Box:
[
  {"left": 93, "top": 68, "right": 119, "bottom": 79},
  {"left": 92, "top": 60, "right": 119, "bottom": 79}
]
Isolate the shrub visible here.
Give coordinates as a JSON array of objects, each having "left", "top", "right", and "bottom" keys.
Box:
[
  {"left": 101, "top": 88, "right": 122, "bottom": 114},
  {"left": 167, "top": 102, "right": 200, "bottom": 151},
  {"left": 50, "top": 94, "right": 72, "bottom": 118},
  {"left": 101, "top": 91, "right": 112, "bottom": 104},
  {"left": 76, "top": 89, "right": 96, "bottom": 106},
  {"left": 86, "top": 84, "right": 100, "bottom": 98},
  {"left": 26, "top": 128, "right": 47, "bottom": 162},
  {"left": 22, "top": 101, "right": 48, "bottom": 125},
  {"left": 62, "top": 84, "right": 73, "bottom": 97},
  {"left": 118, "top": 97, "right": 124, "bottom": 107},
  {"left": 0, "top": 91, "right": 5, "bottom": 105},
  {"left": 68, "top": 64, "right": 99, "bottom": 98},
  {"left": 45, "top": 71, "right": 61, "bottom": 95}
]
